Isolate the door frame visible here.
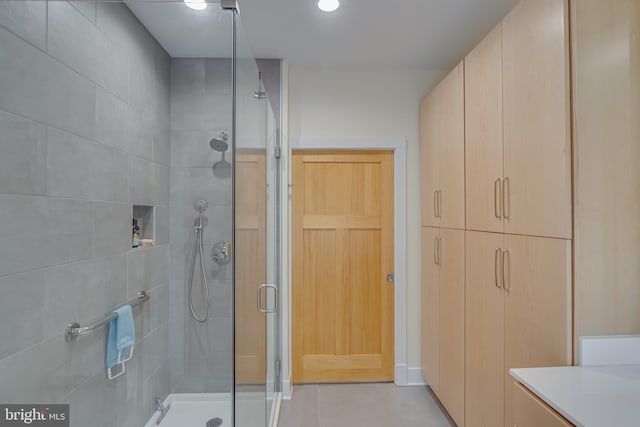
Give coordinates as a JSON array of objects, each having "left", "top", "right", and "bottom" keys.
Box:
[{"left": 284, "top": 138, "right": 408, "bottom": 394}]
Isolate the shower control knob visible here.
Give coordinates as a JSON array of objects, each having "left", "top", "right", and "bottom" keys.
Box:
[{"left": 212, "top": 240, "right": 232, "bottom": 265}]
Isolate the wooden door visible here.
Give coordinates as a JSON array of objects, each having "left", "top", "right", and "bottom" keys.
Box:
[
  {"left": 420, "top": 91, "right": 440, "bottom": 227},
  {"left": 465, "top": 231, "right": 505, "bottom": 427},
  {"left": 421, "top": 226, "right": 440, "bottom": 393},
  {"left": 465, "top": 24, "right": 505, "bottom": 234},
  {"left": 235, "top": 150, "right": 267, "bottom": 384},
  {"left": 438, "top": 228, "right": 466, "bottom": 426},
  {"left": 502, "top": 0, "right": 572, "bottom": 239},
  {"left": 437, "top": 63, "right": 466, "bottom": 231},
  {"left": 512, "top": 382, "right": 573, "bottom": 427},
  {"left": 292, "top": 151, "right": 394, "bottom": 383},
  {"left": 504, "top": 234, "right": 571, "bottom": 427}
]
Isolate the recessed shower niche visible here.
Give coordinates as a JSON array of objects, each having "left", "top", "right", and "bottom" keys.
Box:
[{"left": 132, "top": 205, "right": 155, "bottom": 248}]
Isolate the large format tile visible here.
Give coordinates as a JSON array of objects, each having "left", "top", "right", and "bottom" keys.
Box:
[
  {"left": 205, "top": 59, "right": 233, "bottom": 95},
  {"left": 48, "top": 1, "right": 128, "bottom": 99},
  {"left": 171, "top": 129, "right": 231, "bottom": 168},
  {"left": 127, "top": 245, "right": 170, "bottom": 299},
  {"left": 278, "top": 385, "right": 320, "bottom": 427},
  {"left": 130, "top": 157, "right": 170, "bottom": 205},
  {"left": 0, "top": 0, "right": 46, "bottom": 50},
  {"left": 0, "top": 332, "right": 102, "bottom": 404},
  {"left": 0, "top": 109, "right": 46, "bottom": 195},
  {"left": 94, "top": 202, "right": 131, "bottom": 257},
  {"left": 170, "top": 91, "right": 232, "bottom": 131},
  {"left": 0, "top": 195, "right": 94, "bottom": 276},
  {"left": 69, "top": 0, "right": 97, "bottom": 24},
  {"left": 0, "top": 269, "right": 46, "bottom": 360},
  {"left": 129, "top": 107, "right": 155, "bottom": 161},
  {"left": 154, "top": 204, "right": 170, "bottom": 245},
  {"left": 43, "top": 254, "right": 128, "bottom": 340},
  {"left": 95, "top": 2, "right": 155, "bottom": 74},
  {"left": 94, "top": 85, "right": 135, "bottom": 153},
  {"left": 46, "top": 127, "right": 129, "bottom": 202},
  {"left": 0, "top": 27, "right": 96, "bottom": 139},
  {"left": 278, "top": 384, "right": 453, "bottom": 427},
  {"left": 170, "top": 167, "right": 232, "bottom": 206},
  {"left": 171, "top": 59, "right": 206, "bottom": 94}
]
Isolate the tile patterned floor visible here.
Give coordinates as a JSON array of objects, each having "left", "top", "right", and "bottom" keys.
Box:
[{"left": 277, "top": 383, "right": 455, "bottom": 427}]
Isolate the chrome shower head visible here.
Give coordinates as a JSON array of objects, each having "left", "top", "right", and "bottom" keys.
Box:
[{"left": 209, "top": 132, "right": 229, "bottom": 152}]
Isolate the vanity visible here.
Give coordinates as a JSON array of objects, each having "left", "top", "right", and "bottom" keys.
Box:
[{"left": 510, "top": 336, "right": 640, "bottom": 427}]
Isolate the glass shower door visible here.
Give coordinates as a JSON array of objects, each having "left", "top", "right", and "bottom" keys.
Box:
[{"left": 233, "top": 12, "right": 280, "bottom": 427}]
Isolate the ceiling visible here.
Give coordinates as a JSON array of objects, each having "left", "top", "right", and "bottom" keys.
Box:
[{"left": 127, "top": 0, "right": 520, "bottom": 69}]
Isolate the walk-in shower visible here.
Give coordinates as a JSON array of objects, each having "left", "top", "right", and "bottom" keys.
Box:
[{"left": 0, "top": 1, "right": 280, "bottom": 426}]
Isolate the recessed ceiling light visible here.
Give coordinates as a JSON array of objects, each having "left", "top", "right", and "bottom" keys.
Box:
[
  {"left": 317, "top": 0, "right": 339, "bottom": 12},
  {"left": 184, "top": 0, "right": 208, "bottom": 11}
]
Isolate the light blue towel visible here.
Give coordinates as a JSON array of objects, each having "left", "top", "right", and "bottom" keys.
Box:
[
  {"left": 114, "top": 305, "right": 135, "bottom": 356},
  {"left": 106, "top": 317, "right": 120, "bottom": 370},
  {"left": 106, "top": 305, "right": 135, "bottom": 374}
]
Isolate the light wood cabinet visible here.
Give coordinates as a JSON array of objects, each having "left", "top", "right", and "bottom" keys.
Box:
[
  {"left": 502, "top": 0, "right": 572, "bottom": 239},
  {"left": 438, "top": 228, "right": 465, "bottom": 426},
  {"left": 421, "top": 226, "right": 440, "bottom": 394},
  {"left": 504, "top": 234, "right": 572, "bottom": 427},
  {"left": 512, "top": 382, "right": 573, "bottom": 427},
  {"left": 465, "top": 231, "right": 505, "bottom": 427},
  {"left": 419, "top": 62, "right": 465, "bottom": 229},
  {"left": 465, "top": 0, "right": 572, "bottom": 240},
  {"left": 420, "top": 95, "right": 439, "bottom": 228},
  {"left": 423, "top": 0, "right": 576, "bottom": 426},
  {"left": 466, "top": 231, "right": 571, "bottom": 427},
  {"left": 421, "top": 227, "right": 465, "bottom": 427},
  {"left": 465, "top": 24, "right": 504, "bottom": 234}
]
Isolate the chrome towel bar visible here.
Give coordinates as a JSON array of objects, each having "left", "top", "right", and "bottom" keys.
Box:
[{"left": 64, "top": 291, "right": 149, "bottom": 342}]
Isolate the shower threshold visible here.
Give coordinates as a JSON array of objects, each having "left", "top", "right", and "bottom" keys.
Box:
[{"left": 144, "top": 393, "right": 231, "bottom": 427}]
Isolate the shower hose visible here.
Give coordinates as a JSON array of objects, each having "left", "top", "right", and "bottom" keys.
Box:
[{"left": 188, "top": 213, "right": 211, "bottom": 323}]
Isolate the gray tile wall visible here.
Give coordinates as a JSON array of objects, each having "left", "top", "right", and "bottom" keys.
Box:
[
  {"left": 169, "top": 58, "right": 234, "bottom": 393},
  {"left": 0, "top": 2, "right": 171, "bottom": 427}
]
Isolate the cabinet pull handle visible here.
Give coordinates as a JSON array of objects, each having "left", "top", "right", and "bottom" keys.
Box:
[
  {"left": 502, "top": 177, "right": 510, "bottom": 219},
  {"left": 438, "top": 190, "right": 442, "bottom": 218},
  {"left": 502, "top": 249, "right": 511, "bottom": 291},
  {"left": 433, "top": 191, "right": 438, "bottom": 219},
  {"left": 495, "top": 248, "right": 502, "bottom": 288},
  {"left": 494, "top": 179, "right": 502, "bottom": 218},
  {"left": 437, "top": 237, "right": 441, "bottom": 265},
  {"left": 433, "top": 237, "right": 438, "bottom": 265}
]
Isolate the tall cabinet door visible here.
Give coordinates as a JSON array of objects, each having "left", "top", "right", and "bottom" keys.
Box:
[
  {"left": 465, "top": 231, "right": 505, "bottom": 427},
  {"left": 504, "top": 234, "right": 571, "bottom": 427},
  {"left": 420, "top": 94, "right": 440, "bottom": 227},
  {"left": 421, "top": 226, "right": 440, "bottom": 392},
  {"left": 438, "top": 228, "right": 465, "bottom": 427},
  {"left": 438, "top": 63, "right": 466, "bottom": 230},
  {"left": 465, "top": 25, "right": 504, "bottom": 234},
  {"left": 502, "top": 0, "right": 572, "bottom": 239}
]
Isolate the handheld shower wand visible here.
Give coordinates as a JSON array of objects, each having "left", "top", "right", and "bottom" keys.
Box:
[{"left": 188, "top": 199, "right": 211, "bottom": 323}]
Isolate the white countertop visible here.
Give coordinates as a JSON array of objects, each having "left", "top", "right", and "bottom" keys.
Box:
[{"left": 511, "top": 366, "right": 640, "bottom": 427}]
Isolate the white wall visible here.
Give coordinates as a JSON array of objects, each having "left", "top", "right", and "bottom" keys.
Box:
[{"left": 287, "top": 67, "right": 447, "bottom": 374}]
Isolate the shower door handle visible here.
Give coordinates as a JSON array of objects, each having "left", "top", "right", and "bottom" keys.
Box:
[{"left": 257, "top": 284, "right": 278, "bottom": 313}]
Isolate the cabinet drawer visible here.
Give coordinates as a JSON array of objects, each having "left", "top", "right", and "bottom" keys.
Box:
[{"left": 512, "top": 382, "right": 574, "bottom": 427}]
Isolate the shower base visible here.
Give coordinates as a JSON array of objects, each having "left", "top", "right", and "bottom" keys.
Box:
[{"left": 144, "top": 393, "right": 231, "bottom": 427}]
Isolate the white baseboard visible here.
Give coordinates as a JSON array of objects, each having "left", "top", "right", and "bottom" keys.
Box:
[
  {"left": 395, "top": 363, "right": 408, "bottom": 386},
  {"left": 395, "top": 364, "right": 425, "bottom": 386},
  {"left": 407, "top": 367, "right": 425, "bottom": 386}
]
